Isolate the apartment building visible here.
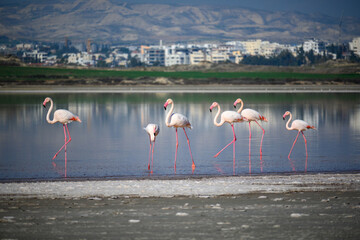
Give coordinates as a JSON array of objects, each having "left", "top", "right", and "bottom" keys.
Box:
[
  {"left": 349, "top": 37, "right": 360, "bottom": 56},
  {"left": 165, "top": 47, "right": 190, "bottom": 66},
  {"left": 210, "top": 49, "right": 228, "bottom": 63},
  {"left": 241, "top": 39, "right": 262, "bottom": 55},
  {"left": 303, "top": 39, "right": 320, "bottom": 54},
  {"left": 189, "top": 49, "right": 211, "bottom": 64},
  {"left": 228, "top": 51, "right": 243, "bottom": 64},
  {"left": 66, "top": 52, "right": 105, "bottom": 66},
  {"left": 22, "top": 50, "right": 47, "bottom": 62},
  {"left": 16, "top": 43, "right": 34, "bottom": 50},
  {"left": 142, "top": 46, "right": 165, "bottom": 66}
]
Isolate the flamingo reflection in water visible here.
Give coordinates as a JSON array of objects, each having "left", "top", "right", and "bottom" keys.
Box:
[
  {"left": 144, "top": 123, "right": 160, "bottom": 174},
  {"left": 52, "top": 161, "right": 67, "bottom": 178},
  {"left": 283, "top": 111, "right": 316, "bottom": 172},
  {"left": 43, "top": 97, "right": 81, "bottom": 177},
  {"left": 164, "top": 98, "right": 195, "bottom": 172},
  {"left": 233, "top": 98, "right": 268, "bottom": 173},
  {"left": 288, "top": 156, "right": 308, "bottom": 173},
  {"left": 209, "top": 102, "right": 244, "bottom": 175}
]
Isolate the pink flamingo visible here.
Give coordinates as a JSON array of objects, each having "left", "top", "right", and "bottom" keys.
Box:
[
  {"left": 164, "top": 98, "right": 195, "bottom": 171},
  {"left": 233, "top": 98, "right": 268, "bottom": 156},
  {"left": 43, "top": 97, "right": 81, "bottom": 176},
  {"left": 144, "top": 123, "right": 160, "bottom": 173},
  {"left": 209, "top": 102, "right": 244, "bottom": 174},
  {"left": 283, "top": 111, "right": 316, "bottom": 159}
]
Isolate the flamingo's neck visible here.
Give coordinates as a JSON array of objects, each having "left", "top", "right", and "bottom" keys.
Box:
[
  {"left": 236, "top": 99, "right": 244, "bottom": 113},
  {"left": 286, "top": 113, "right": 292, "bottom": 130},
  {"left": 165, "top": 101, "right": 174, "bottom": 127},
  {"left": 46, "top": 98, "right": 56, "bottom": 124},
  {"left": 213, "top": 105, "right": 224, "bottom": 127}
]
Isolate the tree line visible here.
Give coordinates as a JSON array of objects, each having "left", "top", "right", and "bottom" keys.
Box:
[{"left": 241, "top": 45, "right": 360, "bottom": 66}]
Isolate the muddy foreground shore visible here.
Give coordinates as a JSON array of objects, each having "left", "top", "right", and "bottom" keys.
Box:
[
  {"left": 0, "top": 191, "right": 359, "bottom": 239},
  {"left": 0, "top": 173, "right": 359, "bottom": 239}
]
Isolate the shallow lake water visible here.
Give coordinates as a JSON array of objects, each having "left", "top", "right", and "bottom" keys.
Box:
[{"left": 0, "top": 92, "right": 359, "bottom": 181}]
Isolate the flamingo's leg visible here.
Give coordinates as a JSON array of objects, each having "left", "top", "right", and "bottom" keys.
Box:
[
  {"left": 151, "top": 140, "right": 155, "bottom": 174},
  {"left": 147, "top": 137, "right": 152, "bottom": 170},
  {"left": 183, "top": 128, "right": 195, "bottom": 170},
  {"left": 66, "top": 124, "right": 72, "bottom": 145},
  {"left": 231, "top": 124, "right": 236, "bottom": 175},
  {"left": 248, "top": 122, "right": 252, "bottom": 174},
  {"left": 63, "top": 125, "right": 67, "bottom": 178},
  {"left": 301, "top": 131, "right": 308, "bottom": 158},
  {"left": 301, "top": 131, "right": 308, "bottom": 172},
  {"left": 52, "top": 124, "right": 71, "bottom": 160},
  {"left": 174, "top": 128, "right": 179, "bottom": 171},
  {"left": 214, "top": 124, "right": 237, "bottom": 158},
  {"left": 254, "top": 120, "right": 265, "bottom": 156},
  {"left": 288, "top": 131, "right": 300, "bottom": 159}
]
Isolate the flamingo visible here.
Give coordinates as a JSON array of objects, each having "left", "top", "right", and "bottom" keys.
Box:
[
  {"left": 283, "top": 111, "right": 316, "bottom": 159},
  {"left": 209, "top": 102, "right": 244, "bottom": 174},
  {"left": 144, "top": 123, "right": 160, "bottom": 173},
  {"left": 164, "top": 98, "right": 195, "bottom": 171},
  {"left": 43, "top": 97, "right": 81, "bottom": 175},
  {"left": 233, "top": 98, "right": 268, "bottom": 156}
]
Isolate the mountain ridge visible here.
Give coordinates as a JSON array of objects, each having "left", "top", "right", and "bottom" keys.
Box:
[{"left": 0, "top": 0, "right": 359, "bottom": 44}]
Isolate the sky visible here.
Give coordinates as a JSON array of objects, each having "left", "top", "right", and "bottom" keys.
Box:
[{"left": 125, "top": 0, "right": 360, "bottom": 18}]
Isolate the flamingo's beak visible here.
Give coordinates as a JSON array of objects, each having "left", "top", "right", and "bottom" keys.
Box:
[
  {"left": 209, "top": 105, "right": 215, "bottom": 112},
  {"left": 234, "top": 105, "right": 236, "bottom": 108},
  {"left": 43, "top": 104, "right": 46, "bottom": 108}
]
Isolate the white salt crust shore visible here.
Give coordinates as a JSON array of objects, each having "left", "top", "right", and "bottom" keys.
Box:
[{"left": 0, "top": 173, "right": 359, "bottom": 199}]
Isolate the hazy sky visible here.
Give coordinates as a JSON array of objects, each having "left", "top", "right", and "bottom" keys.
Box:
[{"left": 127, "top": 0, "right": 359, "bottom": 18}]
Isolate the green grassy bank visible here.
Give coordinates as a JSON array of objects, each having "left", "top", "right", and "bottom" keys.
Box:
[{"left": 0, "top": 66, "right": 359, "bottom": 84}]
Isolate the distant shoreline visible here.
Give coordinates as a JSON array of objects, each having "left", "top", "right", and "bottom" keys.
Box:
[{"left": 1, "top": 84, "right": 360, "bottom": 93}]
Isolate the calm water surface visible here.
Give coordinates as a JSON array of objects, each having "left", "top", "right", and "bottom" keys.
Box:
[{"left": 0, "top": 92, "right": 359, "bottom": 181}]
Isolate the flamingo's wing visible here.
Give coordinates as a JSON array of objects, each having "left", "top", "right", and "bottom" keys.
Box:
[
  {"left": 169, "top": 113, "right": 192, "bottom": 128},
  {"left": 54, "top": 109, "right": 77, "bottom": 124},
  {"left": 144, "top": 123, "right": 160, "bottom": 135},
  {"left": 222, "top": 111, "right": 242, "bottom": 123},
  {"left": 292, "top": 119, "right": 310, "bottom": 131},
  {"left": 242, "top": 108, "right": 261, "bottom": 121},
  {"left": 144, "top": 124, "right": 152, "bottom": 135}
]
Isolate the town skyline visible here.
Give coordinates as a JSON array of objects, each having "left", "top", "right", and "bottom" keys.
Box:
[{"left": 4, "top": 36, "right": 359, "bottom": 68}]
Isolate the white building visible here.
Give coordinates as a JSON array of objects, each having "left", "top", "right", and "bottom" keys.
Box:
[
  {"left": 16, "top": 43, "right": 34, "bottom": 50},
  {"left": 165, "top": 48, "right": 190, "bottom": 66},
  {"left": 67, "top": 53, "right": 80, "bottom": 64},
  {"left": 44, "top": 55, "right": 57, "bottom": 65},
  {"left": 22, "top": 50, "right": 47, "bottom": 62},
  {"left": 210, "top": 49, "right": 228, "bottom": 63},
  {"left": 260, "top": 42, "right": 288, "bottom": 57},
  {"left": 189, "top": 49, "right": 211, "bottom": 64},
  {"left": 303, "top": 39, "right": 320, "bottom": 54},
  {"left": 142, "top": 46, "right": 165, "bottom": 66},
  {"left": 66, "top": 52, "right": 105, "bottom": 66},
  {"left": 241, "top": 39, "right": 262, "bottom": 55},
  {"left": 164, "top": 45, "right": 189, "bottom": 66},
  {"left": 349, "top": 37, "right": 360, "bottom": 56},
  {"left": 228, "top": 51, "right": 243, "bottom": 64}
]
